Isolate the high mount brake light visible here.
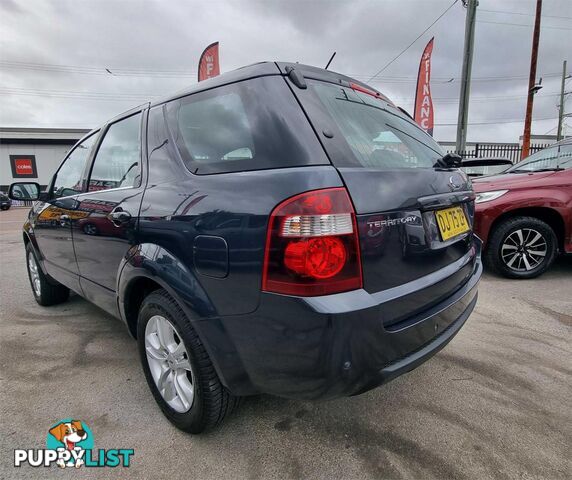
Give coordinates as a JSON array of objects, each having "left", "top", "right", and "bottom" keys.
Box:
[
  {"left": 349, "top": 82, "right": 394, "bottom": 106},
  {"left": 262, "top": 188, "right": 363, "bottom": 296},
  {"left": 349, "top": 82, "right": 382, "bottom": 99}
]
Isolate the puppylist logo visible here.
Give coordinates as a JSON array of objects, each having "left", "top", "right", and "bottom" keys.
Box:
[{"left": 14, "top": 419, "right": 134, "bottom": 469}]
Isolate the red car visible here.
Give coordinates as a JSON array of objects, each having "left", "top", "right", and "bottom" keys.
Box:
[{"left": 473, "top": 138, "right": 572, "bottom": 278}]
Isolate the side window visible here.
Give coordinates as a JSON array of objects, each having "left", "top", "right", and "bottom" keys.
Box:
[
  {"left": 176, "top": 93, "right": 254, "bottom": 165},
  {"left": 165, "top": 76, "right": 328, "bottom": 174},
  {"left": 53, "top": 132, "right": 99, "bottom": 198},
  {"left": 88, "top": 113, "right": 142, "bottom": 192}
]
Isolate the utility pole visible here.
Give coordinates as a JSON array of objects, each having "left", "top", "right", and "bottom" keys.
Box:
[
  {"left": 521, "top": 0, "right": 542, "bottom": 160},
  {"left": 557, "top": 60, "right": 568, "bottom": 141},
  {"left": 455, "top": 0, "right": 478, "bottom": 154}
]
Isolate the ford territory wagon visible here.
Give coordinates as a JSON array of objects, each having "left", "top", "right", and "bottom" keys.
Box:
[{"left": 9, "top": 62, "right": 482, "bottom": 433}]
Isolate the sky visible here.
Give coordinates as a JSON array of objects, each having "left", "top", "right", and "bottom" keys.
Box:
[{"left": 0, "top": 0, "right": 570, "bottom": 143}]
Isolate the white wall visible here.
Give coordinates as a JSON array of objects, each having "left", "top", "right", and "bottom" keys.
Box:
[{"left": 0, "top": 143, "right": 72, "bottom": 188}]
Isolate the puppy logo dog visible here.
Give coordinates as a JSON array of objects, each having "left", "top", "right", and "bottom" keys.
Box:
[{"left": 48, "top": 420, "right": 88, "bottom": 468}]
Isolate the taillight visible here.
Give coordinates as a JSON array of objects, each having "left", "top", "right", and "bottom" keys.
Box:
[{"left": 262, "top": 188, "right": 363, "bottom": 296}]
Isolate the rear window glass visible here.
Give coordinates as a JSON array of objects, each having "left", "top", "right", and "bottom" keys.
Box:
[
  {"left": 309, "top": 81, "right": 443, "bottom": 169},
  {"left": 165, "top": 76, "right": 328, "bottom": 174}
]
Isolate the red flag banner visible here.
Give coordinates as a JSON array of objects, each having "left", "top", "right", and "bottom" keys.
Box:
[
  {"left": 414, "top": 37, "right": 435, "bottom": 136},
  {"left": 198, "top": 42, "right": 220, "bottom": 82}
]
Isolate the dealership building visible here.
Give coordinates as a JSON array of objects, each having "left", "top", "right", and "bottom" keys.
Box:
[{"left": 0, "top": 127, "right": 89, "bottom": 191}]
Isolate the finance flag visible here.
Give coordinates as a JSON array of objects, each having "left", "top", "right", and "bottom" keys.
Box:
[
  {"left": 198, "top": 42, "right": 220, "bottom": 82},
  {"left": 414, "top": 38, "right": 435, "bottom": 136}
]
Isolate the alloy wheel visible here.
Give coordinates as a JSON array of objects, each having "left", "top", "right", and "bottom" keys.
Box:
[
  {"left": 28, "top": 252, "right": 42, "bottom": 297},
  {"left": 144, "top": 315, "right": 195, "bottom": 413},
  {"left": 501, "top": 228, "right": 547, "bottom": 272}
]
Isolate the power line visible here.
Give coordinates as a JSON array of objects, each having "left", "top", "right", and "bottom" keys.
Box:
[
  {"left": 0, "top": 60, "right": 562, "bottom": 86},
  {"left": 358, "top": 72, "right": 561, "bottom": 84},
  {"left": 477, "top": 20, "right": 572, "bottom": 30},
  {"left": 0, "top": 60, "right": 197, "bottom": 78},
  {"left": 0, "top": 84, "right": 561, "bottom": 103},
  {"left": 436, "top": 116, "right": 558, "bottom": 126},
  {"left": 392, "top": 92, "right": 560, "bottom": 104},
  {"left": 479, "top": 9, "right": 572, "bottom": 20},
  {"left": 368, "top": 0, "right": 459, "bottom": 81}
]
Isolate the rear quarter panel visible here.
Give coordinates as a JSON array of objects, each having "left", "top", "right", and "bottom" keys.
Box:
[{"left": 139, "top": 104, "right": 341, "bottom": 316}]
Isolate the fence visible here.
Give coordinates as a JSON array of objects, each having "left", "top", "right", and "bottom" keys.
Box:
[{"left": 446, "top": 143, "right": 550, "bottom": 163}]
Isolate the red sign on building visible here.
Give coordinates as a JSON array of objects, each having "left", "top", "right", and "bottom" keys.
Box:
[{"left": 10, "top": 155, "right": 38, "bottom": 178}]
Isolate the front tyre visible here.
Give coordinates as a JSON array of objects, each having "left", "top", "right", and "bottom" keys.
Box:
[
  {"left": 26, "top": 244, "right": 70, "bottom": 306},
  {"left": 485, "top": 216, "right": 557, "bottom": 279},
  {"left": 137, "top": 289, "right": 239, "bottom": 433}
]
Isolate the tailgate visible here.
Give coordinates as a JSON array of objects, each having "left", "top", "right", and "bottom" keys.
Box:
[{"left": 287, "top": 75, "right": 478, "bottom": 327}]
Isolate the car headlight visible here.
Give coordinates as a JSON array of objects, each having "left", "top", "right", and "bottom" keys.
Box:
[{"left": 475, "top": 190, "right": 509, "bottom": 204}]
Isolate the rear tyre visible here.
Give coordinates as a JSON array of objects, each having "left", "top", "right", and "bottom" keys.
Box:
[
  {"left": 26, "top": 244, "right": 70, "bottom": 306},
  {"left": 137, "top": 289, "right": 240, "bottom": 433},
  {"left": 484, "top": 216, "right": 557, "bottom": 279}
]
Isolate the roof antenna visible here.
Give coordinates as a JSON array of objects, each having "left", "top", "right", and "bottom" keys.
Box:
[{"left": 325, "top": 52, "right": 336, "bottom": 70}]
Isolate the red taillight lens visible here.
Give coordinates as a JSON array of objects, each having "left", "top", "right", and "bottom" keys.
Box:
[{"left": 262, "top": 188, "right": 363, "bottom": 296}]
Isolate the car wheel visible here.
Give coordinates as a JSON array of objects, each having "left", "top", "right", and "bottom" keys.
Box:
[
  {"left": 485, "top": 216, "right": 557, "bottom": 279},
  {"left": 82, "top": 223, "right": 98, "bottom": 235},
  {"left": 137, "top": 289, "right": 240, "bottom": 433},
  {"left": 26, "top": 244, "right": 70, "bottom": 306}
]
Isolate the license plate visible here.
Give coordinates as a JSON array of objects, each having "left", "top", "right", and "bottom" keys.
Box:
[{"left": 435, "top": 206, "right": 469, "bottom": 241}]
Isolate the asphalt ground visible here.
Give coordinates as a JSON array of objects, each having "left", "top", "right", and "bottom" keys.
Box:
[{"left": 1, "top": 207, "right": 570, "bottom": 479}]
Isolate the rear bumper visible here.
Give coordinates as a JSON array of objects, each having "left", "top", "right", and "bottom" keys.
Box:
[{"left": 196, "top": 240, "right": 482, "bottom": 400}]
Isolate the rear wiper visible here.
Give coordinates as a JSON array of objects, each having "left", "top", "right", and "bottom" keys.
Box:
[{"left": 434, "top": 153, "right": 462, "bottom": 169}]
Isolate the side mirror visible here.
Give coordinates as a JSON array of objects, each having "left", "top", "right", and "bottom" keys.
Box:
[
  {"left": 9, "top": 182, "right": 41, "bottom": 201},
  {"left": 435, "top": 153, "right": 463, "bottom": 169}
]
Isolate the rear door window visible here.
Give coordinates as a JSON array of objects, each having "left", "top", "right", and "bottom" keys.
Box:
[
  {"left": 303, "top": 80, "right": 444, "bottom": 170},
  {"left": 165, "top": 76, "right": 328, "bottom": 174},
  {"left": 88, "top": 113, "right": 142, "bottom": 191}
]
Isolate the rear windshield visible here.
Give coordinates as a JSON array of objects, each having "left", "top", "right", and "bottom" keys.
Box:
[
  {"left": 165, "top": 76, "right": 328, "bottom": 174},
  {"left": 309, "top": 81, "right": 443, "bottom": 169}
]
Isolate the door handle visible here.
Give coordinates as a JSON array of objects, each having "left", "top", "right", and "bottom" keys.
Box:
[
  {"left": 59, "top": 214, "right": 70, "bottom": 226},
  {"left": 109, "top": 210, "right": 131, "bottom": 226}
]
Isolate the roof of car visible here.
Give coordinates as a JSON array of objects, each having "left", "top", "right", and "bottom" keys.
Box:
[
  {"left": 148, "top": 61, "right": 385, "bottom": 107},
  {"left": 80, "top": 61, "right": 391, "bottom": 144}
]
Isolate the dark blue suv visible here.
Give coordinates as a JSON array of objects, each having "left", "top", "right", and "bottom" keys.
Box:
[{"left": 9, "top": 62, "right": 481, "bottom": 433}]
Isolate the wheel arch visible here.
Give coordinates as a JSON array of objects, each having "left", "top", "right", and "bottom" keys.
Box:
[
  {"left": 117, "top": 243, "right": 217, "bottom": 337},
  {"left": 117, "top": 243, "right": 244, "bottom": 393},
  {"left": 488, "top": 206, "right": 565, "bottom": 252}
]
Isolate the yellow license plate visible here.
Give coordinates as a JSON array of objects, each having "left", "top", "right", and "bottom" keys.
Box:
[{"left": 435, "top": 206, "right": 469, "bottom": 241}]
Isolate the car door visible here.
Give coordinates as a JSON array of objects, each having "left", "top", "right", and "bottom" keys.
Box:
[
  {"left": 30, "top": 131, "right": 100, "bottom": 293},
  {"left": 72, "top": 110, "right": 146, "bottom": 315}
]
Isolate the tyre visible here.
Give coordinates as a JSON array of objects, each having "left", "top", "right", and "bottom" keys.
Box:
[
  {"left": 82, "top": 223, "right": 98, "bottom": 235},
  {"left": 26, "top": 243, "right": 70, "bottom": 306},
  {"left": 137, "top": 289, "right": 239, "bottom": 433},
  {"left": 484, "top": 216, "right": 557, "bottom": 279}
]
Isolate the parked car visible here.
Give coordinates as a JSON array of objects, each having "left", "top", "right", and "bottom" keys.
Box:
[
  {"left": 461, "top": 157, "right": 513, "bottom": 177},
  {"left": 473, "top": 138, "right": 572, "bottom": 278},
  {"left": 0, "top": 192, "right": 12, "bottom": 210},
  {"left": 8, "top": 62, "right": 481, "bottom": 433}
]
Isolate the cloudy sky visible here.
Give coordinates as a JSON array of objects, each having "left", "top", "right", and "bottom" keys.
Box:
[{"left": 0, "top": 0, "right": 570, "bottom": 143}]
